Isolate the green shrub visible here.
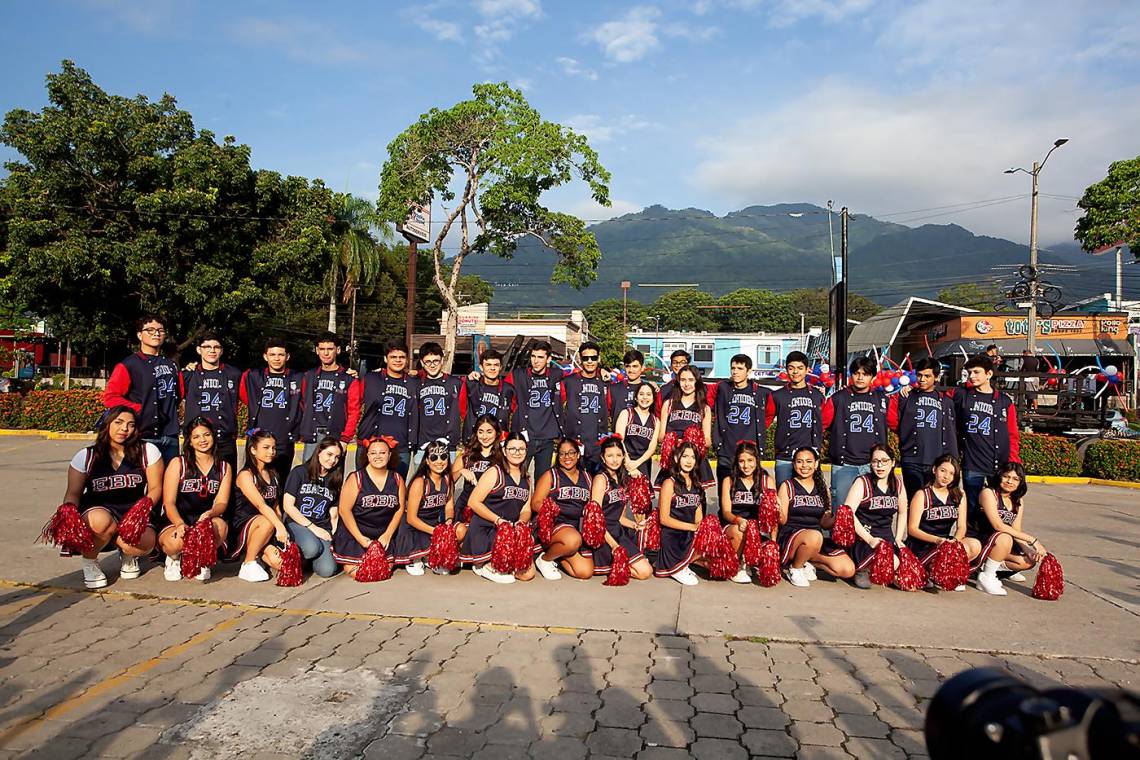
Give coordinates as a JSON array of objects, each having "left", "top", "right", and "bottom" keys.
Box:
[
  {"left": 0, "top": 394, "right": 22, "bottom": 428},
  {"left": 1018, "top": 433, "right": 1081, "bottom": 477},
  {"left": 1083, "top": 440, "right": 1140, "bottom": 482},
  {"left": 18, "top": 390, "right": 104, "bottom": 432}
]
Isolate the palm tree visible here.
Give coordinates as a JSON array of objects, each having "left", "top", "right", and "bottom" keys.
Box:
[{"left": 326, "top": 194, "right": 391, "bottom": 333}]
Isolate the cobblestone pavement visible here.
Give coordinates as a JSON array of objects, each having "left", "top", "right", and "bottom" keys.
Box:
[{"left": 2, "top": 585, "right": 1137, "bottom": 760}]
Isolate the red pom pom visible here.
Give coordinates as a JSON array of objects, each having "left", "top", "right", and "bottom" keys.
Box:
[
  {"left": 537, "top": 497, "right": 560, "bottom": 544},
  {"left": 581, "top": 500, "right": 606, "bottom": 548},
  {"left": 659, "top": 431, "right": 679, "bottom": 470},
  {"left": 641, "top": 511, "right": 661, "bottom": 551},
  {"left": 694, "top": 514, "right": 724, "bottom": 557},
  {"left": 490, "top": 521, "right": 517, "bottom": 574},
  {"left": 895, "top": 547, "right": 926, "bottom": 591},
  {"left": 869, "top": 541, "right": 895, "bottom": 585},
  {"left": 116, "top": 497, "right": 153, "bottom": 547},
  {"left": 427, "top": 522, "right": 459, "bottom": 572},
  {"left": 694, "top": 514, "right": 737, "bottom": 579},
  {"left": 603, "top": 545, "right": 631, "bottom": 586},
  {"left": 1032, "top": 553, "right": 1064, "bottom": 601},
  {"left": 832, "top": 506, "right": 855, "bottom": 547},
  {"left": 38, "top": 503, "right": 95, "bottom": 554},
  {"left": 180, "top": 520, "right": 218, "bottom": 579},
  {"left": 512, "top": 522, "right": 536, "bottom": 573},
  {"left": 626, "top": 476, "right": 653, "bottom": 515},
  {"left": 461, "top": 505, "right": 474, "bottom": 523},
  {"left": 755, "top": 540, "right": 782, "bottom": 587},
  {"left": 758, "top": 489, "right": 779, "bottom": 536},
  {"left": 682, "top": 425, "right": 707, "bottom": 457},
  {"left": 742, "top": 520, "right": 763, "bottom": 567},
  {"left": 355, "top": 541, "right": 393, "bottom": 582},
  {"left": 929, "top": 540, "right": 970, "bottom": 590},
  {"left": 276, "top": 542, "right": 304, "bottom": 586}
]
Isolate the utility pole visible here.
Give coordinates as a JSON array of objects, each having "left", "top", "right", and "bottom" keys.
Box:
[
  {"left": 404, "top": 240, "right": 417, "bottom": 352},
  {"left": 64, "top": 338, "right": 71, "bottom": 390},
  {"left": 349, "top": 287, "right": 360, "bottom": 368},
  {"left": 830, "top": 207, "right": 849, "bottom": 385},
  {"left": 621, "top": 280, "right": 631, "bottom": 346}
]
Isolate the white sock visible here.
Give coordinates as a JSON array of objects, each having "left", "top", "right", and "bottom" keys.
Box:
[{"left": 982, "top": 559, "right": 1003, "bottom": 576}]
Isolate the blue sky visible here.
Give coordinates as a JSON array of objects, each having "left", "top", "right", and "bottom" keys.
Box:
[{"left": 2, "top": 0, "right": 1138, "bottom": 245}]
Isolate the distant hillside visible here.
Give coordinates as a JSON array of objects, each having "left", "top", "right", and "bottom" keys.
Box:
[{"left": 461, "top": 203, "right": 1122, "bottom": 311}]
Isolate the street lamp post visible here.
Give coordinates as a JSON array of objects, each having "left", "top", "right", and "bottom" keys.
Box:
[{"left": 1005, "top": 138, "right": 1068, "bottom": 355}]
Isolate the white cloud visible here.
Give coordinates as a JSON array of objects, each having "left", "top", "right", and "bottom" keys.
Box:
[
  {"left": 693, "top": 0, "right": 873, "bottom": 26},
  {"left": 84, "top": 0, "right": 181, "bottom": 34},
  {"left": 587, "top": 6, "right": 661, "bottom": 63},
  {"left": 663, "top": 22, "right": 719, "bottom": 41},
  {"left": 471, "top": 0, "right": 542, "bottom": 63},
  {"left": 229, "top": 18, "right": 370, "bottom": 64},
  {"left": 475, "top": 0, "right": 541, "bottom": 17},
  {"left": 555, "top": 56, "right": 598, "bottom": 81},
  {"left": 414, "top": 17, "right": 463, "bottom": 42},
  {"left": 565, "top": 114, "right": 652, "bottom": 143}
]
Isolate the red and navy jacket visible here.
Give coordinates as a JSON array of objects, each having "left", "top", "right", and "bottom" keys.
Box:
[
  {"left": 297, "top": 365, "right": 354, "bottom": 443},
  {"left": 459, "top": 377, "right": 513, "bottom": 439},
  {"left": 949, "top": 386, "right": 1020, "bottom": 475},
  {"left": 103, "top": 352, "right": 181, "bottom": 438},
  {"left": 506, "top": 366, "right": 565, "bottom": 441},
  {"left": 180, "top": 363, "right": 243, "bottom": 436},
  {"left": 343, "top": 370, "right": 418, "bottom": 448},
  {"left": 558, "top": 372, "right": 611, "bottom": 448},
  {"left": 710, "top": 380, "right": 771, "bottom": 459},
  {"left": 413, "top": 372, "right": 464, "bottom": 449},
  {"left": 821, "top": 387, "right": 889, "bottom": 466},
  {"left": 240, "top": 368, "right": 301, "bottom": 443},
  {"left": 887, "top": 389, "right": 958, "bottom": 465},
  {"left": 764, "top": 384, "right": 824, "bottom": 460}
]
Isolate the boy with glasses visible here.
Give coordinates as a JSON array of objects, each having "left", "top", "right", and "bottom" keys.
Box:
[
  {"left": 558, "top": 341, "right": 612, "bottom": 473},
  {"left": 298, "top": 332, "right": 354, "bottom": 465},
  {"left": 180, "top": 331, "right": 243, "bottom": 470},
  {"left": 658, "top": 349, "right": 691, "bottom": 404},
  {"left": 103, "top": 313, "right": 181, "bottom": 462},
  {"left": 410, "top": 342, "right": 463, "bottom": 469}
]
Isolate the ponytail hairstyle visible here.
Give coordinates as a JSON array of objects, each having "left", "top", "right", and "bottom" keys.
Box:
[
  {"left": 791, "top": 446, "right": 830, "bottom": 512},
  {"left": 928, "top": 454, "right": 962, "bottom": 507},
  {"left": 598, "top": 434, "right": 628, "bottom": 490},
  {"left": 412, "top": 440, "right": 453, "bottom": 493},
  {"left": 182, "top": 416, "right": 218, "bottom": 477},
  {"left": 241, "top": 428, "right": 279, "bottom": 496},
  {"left": 868, "top": 443, "right": 898, "bottom": 496},
  {"left": 462, "top": 415, "right": 505, "bottom": 469},
  {"left": 732, "top": 441, "right": 764, "bottom": 502},
  {"left": 988, "top": 461, "right": 1027, "bottom": 510}
]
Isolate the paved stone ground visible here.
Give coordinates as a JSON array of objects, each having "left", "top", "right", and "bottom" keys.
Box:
[{"left": 1, "top": 585, "right": 1138, "bottom": 759}]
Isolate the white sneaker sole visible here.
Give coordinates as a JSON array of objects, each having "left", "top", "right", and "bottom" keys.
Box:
[
  {"left": 84, "top": 576, "right": 108, "bottom": 589},
  {"left": 119, "top": 567, "right": 141, "bottom": 580}
]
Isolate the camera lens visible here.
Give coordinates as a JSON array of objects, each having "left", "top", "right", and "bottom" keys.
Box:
[{"left": 926, "top": 668, "right": 1038, "bottom": 760}]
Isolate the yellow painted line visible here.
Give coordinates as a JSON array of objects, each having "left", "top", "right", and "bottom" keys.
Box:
[
  {"left": 1090, "top": 477, "right": 1140, "bottom": 490},
  {"left": 0, "top": 613, "right": 245, "bottom": 743},
  {"left": 411, "top": 616, "right": 448, "bottom": 626},
  {"left": 444, "top": 620, "right": 480, "bottom": 629},
  {"left": 1027, "top": 476, "right": 1090, "bottom": 485},
  {"left": 547, "top": 626, "right": 579, "bottom": 635}
]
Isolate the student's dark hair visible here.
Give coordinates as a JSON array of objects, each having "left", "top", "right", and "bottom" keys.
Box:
[
  {"left": 964, "top": 355, "right": 995, "bottom": 373},
  {"left": 849, "top": 355, "right": 878, "bottom": 376},
  {"left": 785, "top": 351, "right": 809, "bottom": 367},
  {"left": 927, "top": 454, "right": 962, "bottom": 507},
  {"left": 914, "top": 357, "right": 941, "bottom": 375},
  {"left": 985, "top": 344, "right": 998, "bottom": 353},
  {"left": 670, "top": 349, "right": 691, "bottom": 363},
  {"left": 463, "top": 415, "right": 505, "bottom": 468},
  {"left": 669, "top": 365, "right": 707, "bottom": 411},
  {"left": 135, "top": 313, "right": 166, "bottom": 332},
  {"left": 791, "top": 446, "right": 830, "bottom": 512},
  {"left": 730, "top": 353, "right": 753, "bottom": 370},
  {"left": 480, "top": 349, "right": 503, "bottom": 363},
  {"left": 304, "top": 436, "right": 345, "bottom": 496},
  {"left": 501, "top": 431, "right": 530, "bottom": 486},
  {"left": 92, "top": 406, "right": 145, "bottom": 470},
  {"left": 182, "top": 416, "right": 218, "bottom": 472},
  {"left": 531, "top": 340, "right": 552, "bottom": 355},
  {"left": 411, "top": 439, "right": 452, "bottom": 490},
  {"left": 988, "top": 461, "right": 1027, "bottom": 508},
  {"left": 623, "top": 349, "right": 645, "bottom": 365},
  {"left": 241, "top": 429, "right": 279, "bottom": 496},
  {"left": 554, "top": 436, "right": 582, "bottom": 471},
  {"left": 420, "top": 341, "right": 444, "bottom": 358},
  {"left": 599, "top": 435, "right": 628, "bottom": 490},
  {"left": 263, "top": 337, "right": 288, "bottom": 353},
  {"left": 632, "top": 381, "right": 656, "bottom": 408},
  {"left": 669, "top": 441, "right": 702, "bottom": 489},
  {"left": 869, "top": 443, "right": 898, "bottom": 496},
  {"left": 386, "top": 340, "right": 409, "bottom": 355},
  {"left": 732, "top": 441, "right": 763, "bottom": 501},
  {"left": 315, "top": 332, "right": 340, "bottom": 347},
  {"left": 579, "top": 341, "right": 601, "bottom": 355},
  {"left": 197, "top": 331, "right": 222, "bottom": 347}
]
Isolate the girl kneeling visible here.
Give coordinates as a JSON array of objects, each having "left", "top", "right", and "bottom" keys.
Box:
[
  {"left": 333, "top": 437, "right": 405, "bottom": 577},
  {"left": 720, "top": 441, "right": 772, "bottom": 585},
  {"left": 282, "top": 436, "right": 344, "bottom": 579},
  {"left": 905, "top": 455, "right": 977, "bottom": 591},
  {"left": 159, "top": 417, "right": 231, "bottom": 581},
  {"left": 843, "top": 444, "right": 908, "bottom": 589},
  {"left": 776, "top": 446, "right": 853, "bottom": 587},
  {"left": 585, "top": 436, "right": 654, "bottom": 581},
  {"left": 395, "top": 440, "right": 464, "bottom": 575},
  {"left": 654, "top": 442, "right": 709, "bottom": 586},
  {"left": 531, "top": 437, "right": 593, "bottom": 581},
  {"left": 228, "top": 429, "right": 287, "bottom": 583},
  {"left": 970, "top": 462, "right": 1045, "bottom": 596}
]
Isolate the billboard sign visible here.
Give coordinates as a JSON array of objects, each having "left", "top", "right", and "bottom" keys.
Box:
[{"left": 398, "top": 200, "right": 431, "bottom": 244}]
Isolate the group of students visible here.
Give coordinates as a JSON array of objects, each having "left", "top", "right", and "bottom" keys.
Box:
[{"left": 60, "top": 313, "right": 1044, "bottom": 595}]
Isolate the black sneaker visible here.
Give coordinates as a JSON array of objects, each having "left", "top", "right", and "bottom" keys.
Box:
[{"left": 854, "top": 570, "right": 871, "bottom": 589}]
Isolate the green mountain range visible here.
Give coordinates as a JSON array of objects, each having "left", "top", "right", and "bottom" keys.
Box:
[{"left": 461, "top": 203, "right": 1117, "bottom": 311}]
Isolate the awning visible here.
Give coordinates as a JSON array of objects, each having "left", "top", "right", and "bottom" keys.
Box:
[
  {"left": 924, "top": 337, "right": 1134, "bottom": 359},
  {"left": 847, "top": 298, "right": 978, "bottom": 355}
]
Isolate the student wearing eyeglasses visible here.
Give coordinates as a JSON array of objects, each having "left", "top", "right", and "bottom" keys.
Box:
[
  {"left": 842, "top": 444, "right": 909, "bottom": 590},
  {"left": 460, "top": 432, "right": 536, "bottom": 584},
  {"left": 410, "top": 342, "right": 463, "bottom": 471},
  {"left": 180, "top": 331, "right": 243, "bottom": 472},
  {"left": 558, "top": 342, "right": 612, "bottom": 473},
  {"left": 103, "top": 313, "right": 182, "bottom": 463}
]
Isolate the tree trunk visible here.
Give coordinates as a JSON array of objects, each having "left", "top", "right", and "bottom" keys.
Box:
[
  {"left": 441, "top": 290, "right": 460, "bottom": 374},
  {"left": 327, "top": 268, "right": 338, "bottom": 333}
]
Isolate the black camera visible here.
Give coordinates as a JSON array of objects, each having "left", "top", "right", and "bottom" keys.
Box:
[{"left": 925, "top": 668, "right": 1140, "bottom": 759}]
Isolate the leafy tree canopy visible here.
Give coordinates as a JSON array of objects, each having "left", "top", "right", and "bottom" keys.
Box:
[
  {"left": 1075, "top": 156, "right": 1140, "bottom": 258},
  {"left": 936, "top": 283, "right": 1001, "bottom": 311}
]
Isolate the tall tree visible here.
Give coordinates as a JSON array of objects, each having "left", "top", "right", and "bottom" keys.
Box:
[
  {"left": 584, "top": 297, "right": 648, "bottom": 366},
  {"left": 1075, "top": 156, "right": 1140, "bottom": 256},
  {"left": 936, "top": 283, "right": 1000, "bottom": 310},
  {"left": 378, "top": 82, "right": 610, "bottom": 371},
  {"left": 326, "top": 193, "right": 391, "bottom": 333},
  {"left": 650, "top": 288, "right": 719, "bottom": 332},
  {"left": 716, "top": 288, "right": 798, "bottom": 332}
]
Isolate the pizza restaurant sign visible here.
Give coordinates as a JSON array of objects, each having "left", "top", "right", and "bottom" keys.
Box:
[{"left": 972, "top": 317, "right": 1125, "bottom": 337}]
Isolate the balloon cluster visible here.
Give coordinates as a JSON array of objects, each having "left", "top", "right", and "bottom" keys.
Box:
[
  {"left": 871, "top": 369, "right": 917, "bottom": 394},
  {"left": 1096, "top": 364, "right": 1122, "bottom": 385}
]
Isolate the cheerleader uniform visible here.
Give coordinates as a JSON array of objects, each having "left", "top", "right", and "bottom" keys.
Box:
[
  {"left": 331, "top": 470, "right": 403, "bottom": 564},
  {"left": 722, "top": 477, "right": 759, "bottom": 527},
  {"left": 582, "top": 476, "right": 645, "bottom": 574},
  {"left": 455, "top": 450, "right": 495, "bottom": 519},
  {"left": 848, "top": 474, "right": 902, "bottom": 571},
  {"left": 71, "top": 443, "right": 161, "bottom": 546},
  {"left": 655, "top": 399, "right": 714, "bottom": 488},
  {"left": 905, "top": 488, "right": 959, "bottom": 565},
  {"left": 392, "top": 475, "right": 450, "bottom": 565},
  {"left": 623, "top": 408, "right": 657, "bottom": 479},
  {"left": 653, "top": 477, "right": 704, "bottom": 577},
  {"left": 547, "top": 467, "right": 592, "bottom": 542},
  {"left": 777, "top": 479, "right": 845, "bottom": 565},
  {"left": 966, "top": 491, "right": 1025, "bottom": 569},
  {"left": 226, "top": 471, "right": 279, "bottom": 559},
  {"left": 162, "top": 456, "right": 227, "bottom": 531},
  {"left": 459, "top": 466, "right": 530, "bottom": 565}
]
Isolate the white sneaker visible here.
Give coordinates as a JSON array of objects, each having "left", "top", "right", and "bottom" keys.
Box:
[
  {"left": 672, "top": 568, "right": 699, "bottom": 586},
  {"left": 954, "top": 584, "right": 966, "bottom": 592},
  {"left": 1006, "top": 571, "right": 1027, "bottom": 582},
  {"left": 803, "top": 563, "right": 818, "bottom": 581},
  {"left": 431, "top": 566, "right": 450, "bottom": 576},
  {"left": 82, "top": 559, "right": 107, "bottom": 589},
  {"left": 119, "top": 553, "right": 141, "bottom": 580},
  {"left": 197, "top": 567, "right": 211, "bottom": 581},
  {"left": 535, "top": 555, "right": 563, "bottom": 581},
  {"left": 475, "top": 564, "right": 515, "bottom": 584},
  {"left": 786, "top": 566, "right": 811, "bottom": 588},
  {"left": 406, "top": 560, "right": 425, "bottom": 576},
  {"left": 238, "top": 561, "right": 271, "bottom": 583},
  {"left": 730, "top": 567, "right": 752, "bottom": 584},
  {"left": 163, "top": 555, "right": 182, "bottom": 582},
  {"left": 977, "top": 572, "right": 1007, "bottom": 596}
]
